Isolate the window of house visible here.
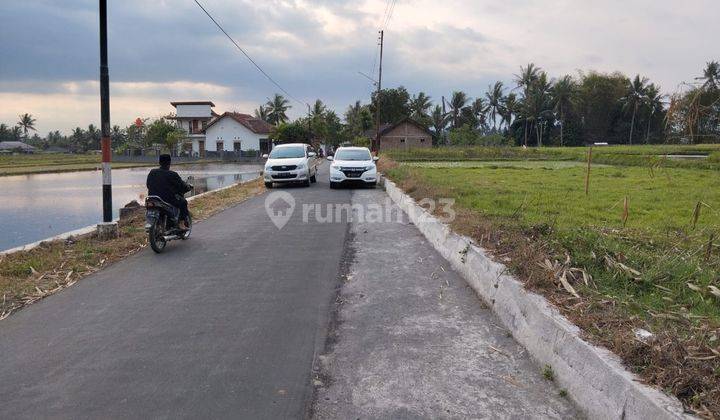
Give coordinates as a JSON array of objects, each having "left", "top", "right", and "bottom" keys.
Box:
[
  {"left": 400, "top": 138, "right": 406, "bottom": 143},
  {"left": 420, "top": 138, "right": 425, "bottom": 142},
  {"left": 202, "top": 120, "right": 207, "bottom": 130},
  {"left": 216, "top": 141, "right": 223, "bottom": 151}
]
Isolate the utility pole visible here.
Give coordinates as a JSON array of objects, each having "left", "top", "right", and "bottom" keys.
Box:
[
  {"left": 373, "top": 30, "right": 384, "bottom": 154},
  {"left": 97, "top": 0, "right": 117, "bottom": 239}
]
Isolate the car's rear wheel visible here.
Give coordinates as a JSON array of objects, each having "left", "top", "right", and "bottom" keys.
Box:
[
  {"left": 329, "top": 181, "right": 338, "bottom": 189},
  {"left": 303, "top": 179, "right": 311, "bottom": 187}
]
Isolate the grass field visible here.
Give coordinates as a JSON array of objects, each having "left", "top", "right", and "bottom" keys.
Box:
[
  {"left": 0, "top": 154, "right": 223, "bottom": 176},
  {"left": 381, "top": 144, "right": 720, "bottom": 416},
  {"left": 0, "top": 154, "right": 152, "bottom": 176}
]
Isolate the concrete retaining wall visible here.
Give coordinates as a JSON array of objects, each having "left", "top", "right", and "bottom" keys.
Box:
[{"left": 381, "top": 177, "right": 691, "bottom": 420}]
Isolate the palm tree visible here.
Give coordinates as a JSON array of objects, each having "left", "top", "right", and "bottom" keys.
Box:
[
  {"left": 696, "top": 61, "right": 719, "bottom": 91},
  {"left": 470, "top": 98, "right": 488, "bottom": 131},
  {"left": 500, "top": 93, "right": 519, "bottom": 137},
  {"left": 525, "top": 72, "right": 552, "bottom": 147},
  {"left": 17, "top": 113, "right": 37, "bottom": 140},
  {"left": 643, "top": 84, "right": 664, "bottom": 143},
  {"left": 623, "top": 75, "right": 649, "bottom": 145},
  {"left": 254, "top": 105, "right": 269, "bottom": 122},
  {"left": 430, "top": 105, "right": 448, "bottom": 145},
  {"left": 448, "top": 91, "right": 469, "bottom": 129},
  {"left": 265, "top": 94, "right": 291, "bottom": 125},
  {"left": 410, "top": 92, "right": 432, "bottom": 123},
  {"left": 308, "top": 99, "right": 327, "bottom": 119},
  {"left": 485, "top": 81, "right": 504, "bottom": 131},
  {"left": 514, "top": 63, "right": 541, "bottom": 146},
  {"left": 550, "top": 75, "right": 575, "bottom": 146},
  {"left": 10, "top": 126, "right": 23, "bottom": 141}
]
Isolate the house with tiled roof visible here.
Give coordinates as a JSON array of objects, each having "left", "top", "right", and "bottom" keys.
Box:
[{"left": 170, "top": 101, "right": 273, "bottom": 157}]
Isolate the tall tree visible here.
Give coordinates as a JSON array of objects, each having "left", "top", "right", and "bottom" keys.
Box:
[
  {"left": 485, "top": 81, "right": 504, "bottom": 131},
  {"left": 643, "top": 84, "right": 664, "bottom": 143},
  {"left": 550, "top": 75, "right": 575, "bottom": 146},
  {"left": 696, "top": 60, "right": 720, "bottom": 91},
  {"left": 430, "top": 105, "right": 448, "bottom": 145},
  {"left": 265, "top": 94, "right": 291, "bottom": 125},
  {"left": 514, "top": 63, "right": 541, "bottom": 146},
  {"left": 501, "top": 93, "right": 519, "bottom": 138},
  {"left": 409, "top": 92, "right": 432, "bottom": 124},
  {"left": 370, "top": 87, "right": 411, "bottom": 125},
  {"left": 623, "top": 75, "right": 649, "bottom": 145},
  {"left": 448, "top": 91, "right": 469, "bottom": 129},
  {"left": 344, "top": 101, "right": 373, "bottom": 137},
  {"left": 17, "top": 113, "right": 37, "bottom": 140},
  {"left": 254, "top": 105, "right": 270, "bottom": 122}
]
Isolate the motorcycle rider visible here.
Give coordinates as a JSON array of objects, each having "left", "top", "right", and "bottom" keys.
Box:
[{"left": 146, "top": 154, "right": 192, "bottom": 230}]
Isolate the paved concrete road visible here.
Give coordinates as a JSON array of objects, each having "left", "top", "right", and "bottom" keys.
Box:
[
  {"left": 1, "top": 164, "right": 578, "bottom": 419},
  {"left": 0, "top": 164, "right": 350, "bottom": 419},
  {"left": 312, "top": 189, "right": 578, "bottom": 419}
]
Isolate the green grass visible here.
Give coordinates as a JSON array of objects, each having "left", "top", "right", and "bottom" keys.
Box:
[
  {"left": 386, "top": 162, "right": 720, "bottom": 323},
  {"left": 384, "top": 144, "right": 720, "bottom": 170}
]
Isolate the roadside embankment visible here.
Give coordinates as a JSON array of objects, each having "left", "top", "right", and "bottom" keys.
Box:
[
  {"left": 381, "top": 175, "right": 691, "bottom": 419},
  {"left": 378, "top": 148, "right": 719, "bottom": 418},
  {"left": 0, "top": 178, "right": 264, "bottom": 321}
]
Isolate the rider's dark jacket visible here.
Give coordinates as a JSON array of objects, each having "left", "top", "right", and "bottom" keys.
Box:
[{"left": 146, "top": 167, "right": 191, "bottom": 208}]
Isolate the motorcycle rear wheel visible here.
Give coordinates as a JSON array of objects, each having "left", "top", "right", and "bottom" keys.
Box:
[{"left": 149, "top": 220, "right": 167, "bottom": 253}]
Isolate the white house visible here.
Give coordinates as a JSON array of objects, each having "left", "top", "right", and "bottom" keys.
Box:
[
  {"left": 203, "top": 112, "right": 273, "bottom": 156},
  {"left": 170, "top": 101, "right": 272, "bottom": 157}
]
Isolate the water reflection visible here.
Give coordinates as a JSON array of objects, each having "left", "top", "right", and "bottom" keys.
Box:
[{"left": 0, "top": 163, "right": 261, "bottom": 251}]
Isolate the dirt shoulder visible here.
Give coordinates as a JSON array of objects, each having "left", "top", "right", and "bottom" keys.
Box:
[{"left": 0, "top": 178, "right": 265, "bottom": 321}]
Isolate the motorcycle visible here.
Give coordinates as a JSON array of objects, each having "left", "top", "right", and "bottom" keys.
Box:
[{"left": 145, "top": 182, "right": 193, "bottom": 253}]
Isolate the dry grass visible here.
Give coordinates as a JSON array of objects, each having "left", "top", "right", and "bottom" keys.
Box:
[
  {"left": 0, "top": 178, "right": 264, "bottom": 321},
  {"left": 380, "top": 158, "right": 720, "bottom": 418}
]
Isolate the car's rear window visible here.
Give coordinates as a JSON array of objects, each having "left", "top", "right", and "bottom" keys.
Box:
[{"left": 335, "top": 149, "right": 371, "bottom": 161}]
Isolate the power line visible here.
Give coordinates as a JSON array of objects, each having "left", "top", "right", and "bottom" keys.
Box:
[
  {"left": 193, "top": 0, "right": 307, "bottom": 107},
  {"left": 382, "top": 0, "right": 397, "bottom": 30}
]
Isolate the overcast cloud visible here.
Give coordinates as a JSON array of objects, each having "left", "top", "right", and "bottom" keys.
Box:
[{"left": 0, "top": 0, "right": 718, "bottom": 134}]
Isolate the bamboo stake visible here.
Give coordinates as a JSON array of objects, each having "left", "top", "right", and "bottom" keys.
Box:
[
  {"left": 705, "top": 233, "right": 714, "bottom": 262},
  {"left": 585, "top": 146, "right": 593, "bottom": 195},
  {"left": 622, "top": 196, "right": 629, "bottom": 228}
]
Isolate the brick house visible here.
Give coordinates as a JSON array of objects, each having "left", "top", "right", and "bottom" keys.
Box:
[{"left": 367, "top": 118, "right": 433, "bottom": 150}]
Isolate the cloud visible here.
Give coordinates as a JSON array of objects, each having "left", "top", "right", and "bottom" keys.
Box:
[{"left": 0, "top": 0, "right": 718, "bottom": 134}]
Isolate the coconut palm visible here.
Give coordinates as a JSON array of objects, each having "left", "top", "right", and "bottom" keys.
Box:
[
  {"left": 643, "top": 84, "right": 664, "bottom": 143},
  {"left": 430, "top": 105, "right": 448, "bottom": 145},
  {"left": 524, "top": 72, "right": 553, "bottom": 147},
  {"left": 448, "top": 91, "right": 469, "bottom": 129},
  {"left": 485, "top": 81, "right": 504, "bottom": 131},
  {"left": 470, "top": 97, "right": 489, "bottom": 131},
  {"left": 409, "top": 92, "right": 432, "bottom": 123},
  {"left": 696, "top": 61, "right": 719, "bottom": 91},
  {"left": 254, "top": 105, "right": 269, "bottom": 122},
  {"left": 514, "top": 63, "right": 541, "bottom": 146},
  {"left": 500, "top": 93, "right": 519, "bottom": 136},
  {"left": 308, "top": 99, "right": 327, "bottom": 119},
  {"left": 623, "top": 75, "right": 649, "bottom": 145},
  {"left": 550, "top": 75, "right": 575, "bottom": 146},
  {"left": 17, "top": 113, "right": 37, "bottom": 140},
  {"left": 265, "top": 94, "right": 291, "bottom": 125}
]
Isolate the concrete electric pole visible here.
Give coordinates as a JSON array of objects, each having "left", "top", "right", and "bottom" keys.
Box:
[{"left": 373, "top": 30, "right": 384, "bottom": 154}]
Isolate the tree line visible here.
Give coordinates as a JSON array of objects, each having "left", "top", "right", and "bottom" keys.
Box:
[
  {"left": 4, "top": 60, "right": 717, "bottom": 152},
  {"left": 255, "top": 60, "right": 720, "bottom": 147},
  {"left": 0, "top": 115, "right": 186, "bottom": 153}
]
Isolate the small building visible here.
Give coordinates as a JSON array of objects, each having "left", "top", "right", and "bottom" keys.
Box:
[
  {"left": 0, "top": 141, "right": 37, "bottom": 153},
  {"left": 203, "top": 112, "right": 273, "bottom": 156},
  {"left": 366, "top": 118, "right": 433, "bottom": 150}
]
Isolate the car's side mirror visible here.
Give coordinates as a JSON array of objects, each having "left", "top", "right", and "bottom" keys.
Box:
[
  {"left": 373, "top": 156, "right": 380, "bottom": 161},
  {"left": 262, "top": 153, "right": 269, "bottom": 159},
  {"left": 308, "top": 152, "right": 316, "bottom": 158},
  {"left": 326, "top": 156, "right": 333, "bottom": 161}
]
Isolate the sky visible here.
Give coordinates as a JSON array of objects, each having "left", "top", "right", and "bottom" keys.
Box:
[{"left": 0, "top": 0, "right": 718, "bottom": 135}]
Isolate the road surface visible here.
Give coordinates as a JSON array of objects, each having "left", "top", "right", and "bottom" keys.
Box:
[{"left": 0, "top": 164, "right": 577, "bottom": 419}]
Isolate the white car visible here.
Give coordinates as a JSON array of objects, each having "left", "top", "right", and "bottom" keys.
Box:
[
  {"left": 263, "top": 143, "right": 318, "bottom": 188},
  {"left": 327, "top": 147, "right": 379, "bottom": 189}
]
